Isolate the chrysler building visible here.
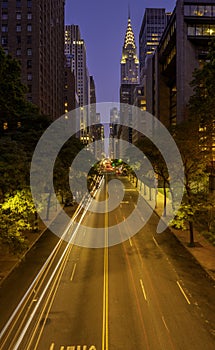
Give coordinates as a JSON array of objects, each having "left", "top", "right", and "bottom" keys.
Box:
[{"left": 120, "top": 15, "right": 139, "bottom": 105}]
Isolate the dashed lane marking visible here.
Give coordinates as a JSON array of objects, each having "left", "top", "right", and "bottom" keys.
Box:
[
  {"left": 162, "top": 316, "right": 169, "bottom": 332},
  {"left": 177, "top": 281, "right": 191, "bottom": 305},
  {"left": 70, "top": 263, "right": 77, "bottom": 282},
  {"left": 152, "top": 236, "right": 159, "bottom": 247},
  {"left": 140, "top": 279, "right": 147, "bottom": 301}
]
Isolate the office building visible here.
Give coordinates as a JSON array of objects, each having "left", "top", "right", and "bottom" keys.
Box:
[
  {"left": 145, "top": 0, "right": 215, "bottom": 127},
  {"left": 120, "top": 14, "right": 139, "bottom": 144},
  {"left": 0, "top": 0, "right": 65, "bottom": 120},
  {"left": 139, "top": 8, "right": 170, "bottom": 80},
  {"left": 65, "top": 24, "right": 90, "bottom": 140},
  {"left": 120, "top": 15, "right": 139, "bottom": 105}
]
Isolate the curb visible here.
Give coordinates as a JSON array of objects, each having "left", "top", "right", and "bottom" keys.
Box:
[{"left": 135, "top": 179, "right": 215, "bottom": 283}]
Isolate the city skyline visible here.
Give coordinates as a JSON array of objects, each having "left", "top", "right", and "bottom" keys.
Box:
[{"left": 65, "top": 0, "right": 175, "bottom": 103}]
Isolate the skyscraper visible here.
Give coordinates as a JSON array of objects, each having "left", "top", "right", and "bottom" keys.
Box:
[
  {"left": 139, "top": 8, "right": 169, "bottom": 80},
  {"left": 120, "top": 14, "right": 139, "bottom": 144},
  {"left": 0, "top": 0, "right": 65, "bottom": 120},
  {"left": 65, "top": 24, "right": 90, "bottom": 141},
  {"left": 64, "top": 26, "right": 90, "bottom": 108},
  {"left": 120, "top": 15, "right": 139, "bottom": 105}
]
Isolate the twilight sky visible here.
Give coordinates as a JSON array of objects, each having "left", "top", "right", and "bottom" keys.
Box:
[{"left": 65, "top": 0, "right": 175, "bottom": 103}]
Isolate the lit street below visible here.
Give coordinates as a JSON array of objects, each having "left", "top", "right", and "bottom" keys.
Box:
[{"left": 0, "top": 176, "right": 214, "bottom": 350}]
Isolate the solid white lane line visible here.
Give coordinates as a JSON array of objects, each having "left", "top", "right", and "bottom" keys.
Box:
[
  {"left": 176, "top": 281, "right": 191, "bottom": 305},
  {"left": 129, "top": 237, "right": 133, "bottom": 247},
  {"left": 152, "top": 236, "right": 159, "bottom": 247},
  {"left": 140, "top": 279, "right": 147, "bottom": 301},
  {"left": 0, "top": 217, "right": 75, "bottom": 342},
  {"left": 162, "top": 316, "right": 169, "bottom": 332},
  {"left": 70, "top": 263, "right": 77, "bottom": 282},
  {"left": 13, "top": 201, "right": 91, "bottom": 350},
  {"left": 49, "top": 343, "right": 55, "bottom": 350}
]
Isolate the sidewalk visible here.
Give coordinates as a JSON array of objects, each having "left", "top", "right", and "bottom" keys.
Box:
[
  {"left": 0, "top": 183, "right": 215, "bottom": 285},
  {"left": 137, "top": 180, "right": 215, "bottom": 282}
]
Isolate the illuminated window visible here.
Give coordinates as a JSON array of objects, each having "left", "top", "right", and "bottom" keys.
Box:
[
  {"left": 16, "top": 12, "right": 21, "bottom": 20},
  {"left": 2, "top": 1, "right": 8, "bottom": 9},
  {"left": 2, "top": 25, "right": 8, "bottom": 32},
  {"left": 3, "top": 122, "right": 8, "bottom": 130},
  {"left": 1, "top": 36, "right": 7, "bottom": 45}
]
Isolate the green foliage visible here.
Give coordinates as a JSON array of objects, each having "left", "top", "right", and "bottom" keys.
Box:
[
  {"left": 170, "top": 204, "right": 195, "bottom": 230},
  {"left": 188, "top": 39, "right": 215, "bottom": 162},
  {"left": 170, "top": 40, "right": 215, "bottom": 243},
  {"left": 0, "top": 190, "right": 37, "bottom": 253},
  {"left": 0, "top": 46, "right": 29, "bottom": 132},
  {"left": 0, "top": 138, "right": 29, "bottom": 197},
  {"left": 0, "top": 49, "right": 54, "bottom": 251},
  {"left": 53, "top": 136, "right": 84, "bottom": 203}
]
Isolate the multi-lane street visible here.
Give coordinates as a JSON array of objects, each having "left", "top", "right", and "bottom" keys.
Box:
[{"left": 0, "top": 175, "right": 214, "bottom": 350}]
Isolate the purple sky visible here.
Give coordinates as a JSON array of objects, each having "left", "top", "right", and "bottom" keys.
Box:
[{"left": 65, "top": 0, "right": 175, "bottom": 103}]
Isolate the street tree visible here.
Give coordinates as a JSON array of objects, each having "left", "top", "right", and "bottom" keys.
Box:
[
  {"left": 0, "top": 189, "right": 37, "bottom": 253},
  {"left": 0, "top": 46, "right": 28, "bottom": 133},
  {"left": 170, "top": 120, "right": 209, "bottom": 246}
]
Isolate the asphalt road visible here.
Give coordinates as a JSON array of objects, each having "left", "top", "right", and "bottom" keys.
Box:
[{"left": 0, "top": 175, "right": 214, "bottom": 350}]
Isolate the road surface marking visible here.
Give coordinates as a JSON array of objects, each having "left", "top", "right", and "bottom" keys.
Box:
[
  {"left": 121, "top": 201, "right": 129, "bottom": 204},
  {"left": 60, "top": 346, "right": 96, "bottom": 350},
  {"left": 49, "top": 343, "right": 55, "bottom": 350},
  {"left": 140, "top": 279, "right": 147, "bottom": 301},
  {"left": 0, "top": 218, "right": 77, "bottom": 348},
  {"left": 27, "top": 246, "right": 72, "bottom": 350},
  {"left": 162, "top": 316, "right": 169, "bottom": 332},
  {"left": 70, "top": 263, "right": 77, "bottom": 281},
  {"left": 152, "top": 236, "right": 159, "bottom": 247},
  {"left": 129, "top": 237, "right": 133, "bottom": 247},
  {"left": 102, "top": 176, "right": 109, "bottom": 350},
  {"left": 177, "top": 281, "right": 191, "bottom": 304}
]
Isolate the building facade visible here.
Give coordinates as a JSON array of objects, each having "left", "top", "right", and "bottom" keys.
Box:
[
  {"left": 65, "top": 24, "right": 90, "bottom": 140},
  {"left": 145, "top": 0, "right": 215, "bottom": 126},
  {"left": 120, "top": 15, "right": 139, "bottom": 144},
  {"left": 0, "top": 0, "right": 65, "bottom": 120},
  {"left": 139, "top": 8, "right": 170, "bottom": 81},
  {"left": 120, "top": 15, "right": 139, "bottom": 105}
]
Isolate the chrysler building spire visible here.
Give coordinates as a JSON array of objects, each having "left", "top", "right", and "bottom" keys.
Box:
[{"left": 121, "top": 15, "right": 139, "bottom": 84}]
